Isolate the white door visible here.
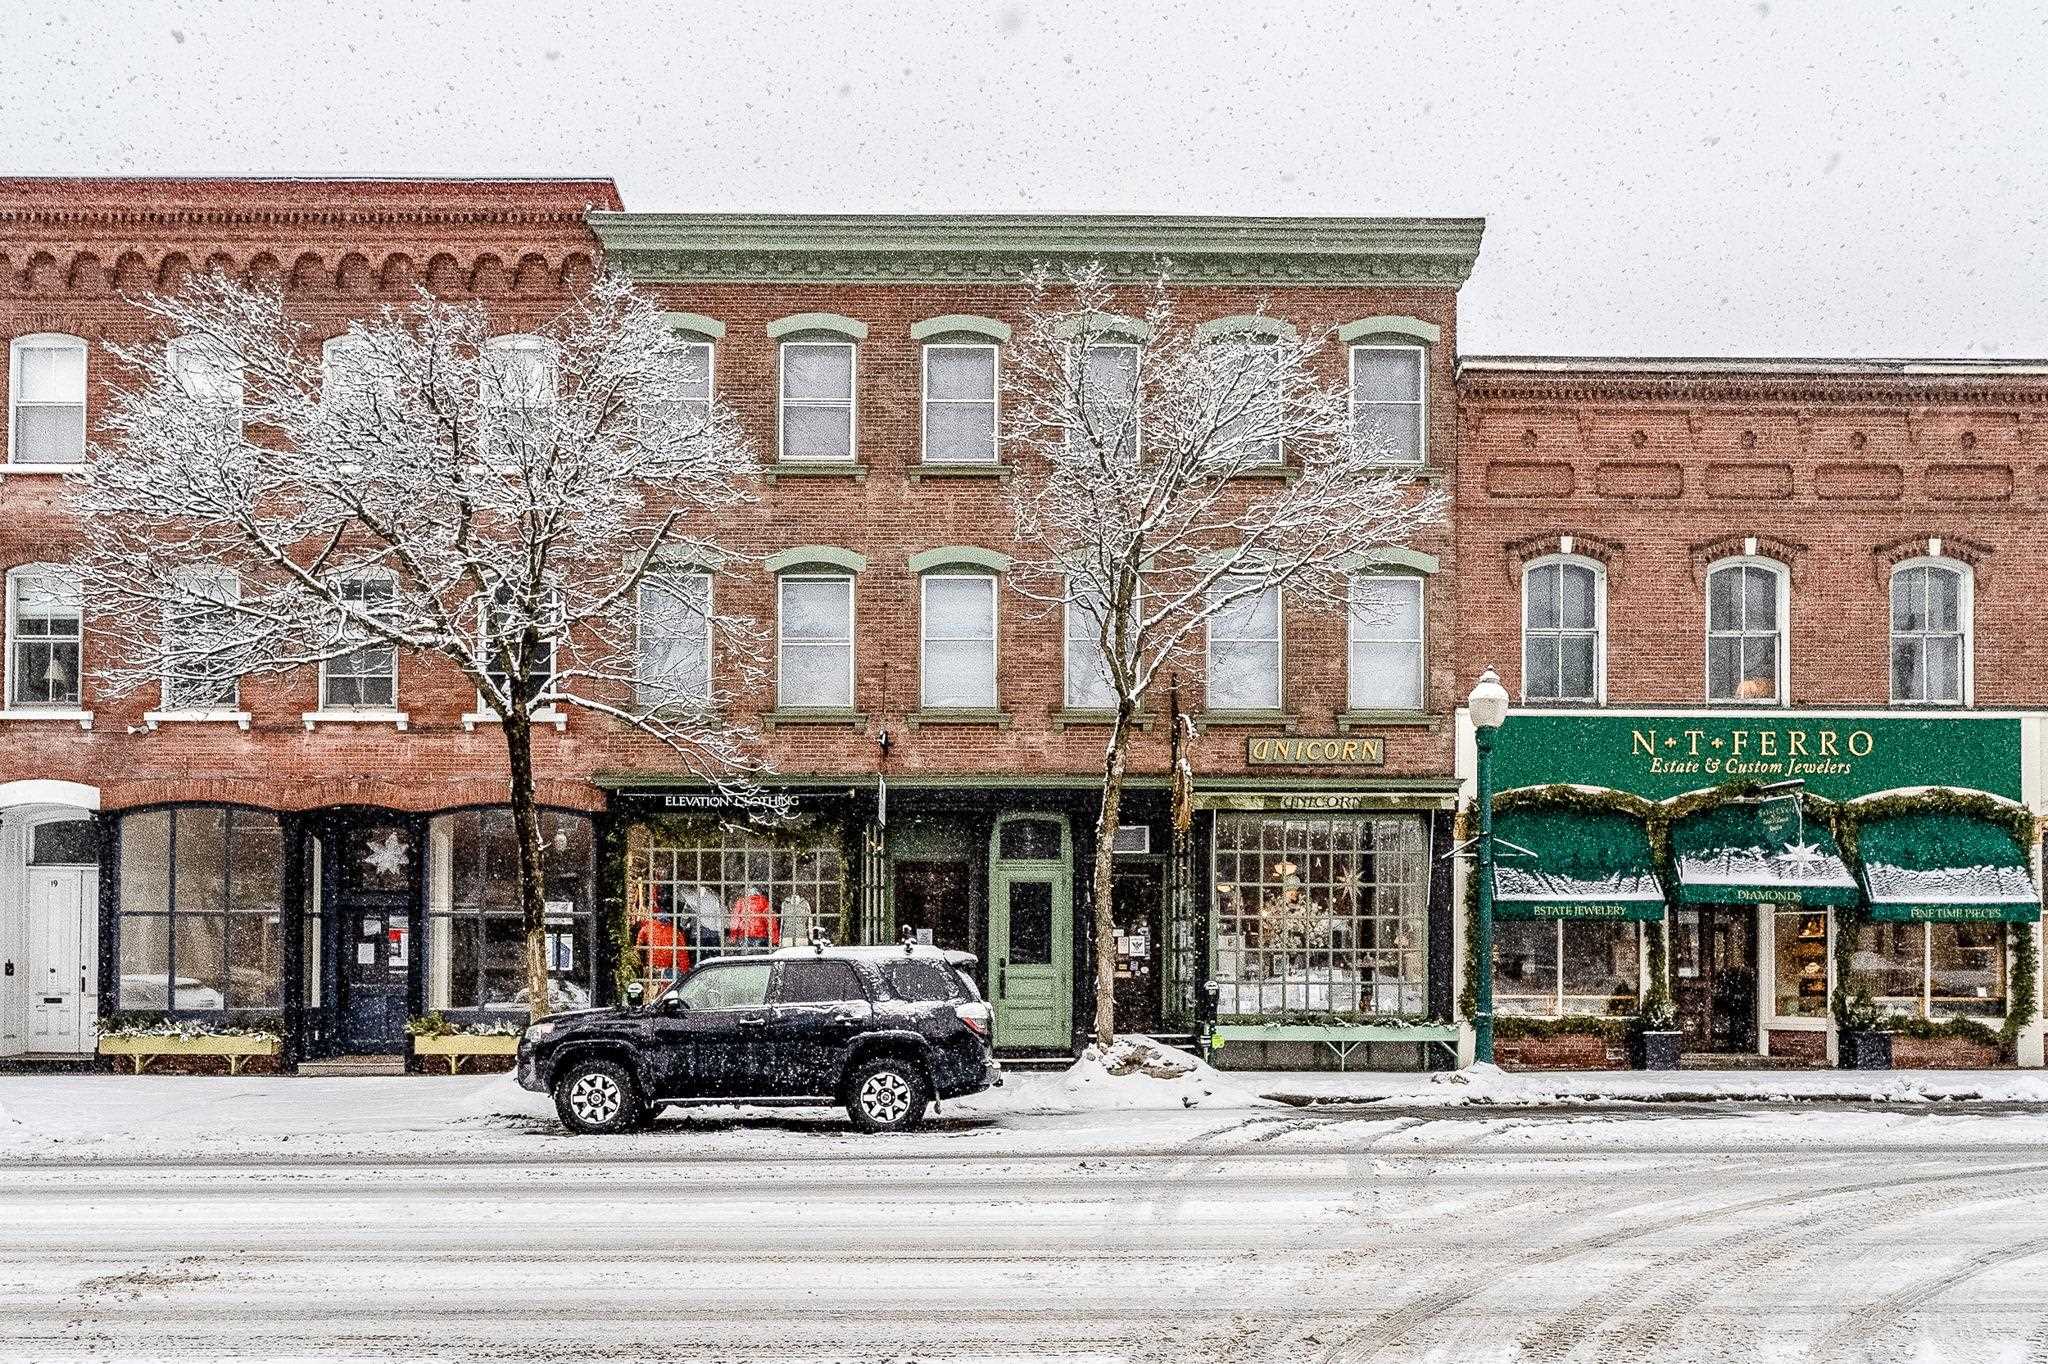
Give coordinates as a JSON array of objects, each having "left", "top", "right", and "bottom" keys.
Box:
[{"left": 26, "top": 867, "right": 90, "bottom": 1053}]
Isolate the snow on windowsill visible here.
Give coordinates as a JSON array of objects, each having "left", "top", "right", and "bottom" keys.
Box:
[
  {"left": 144, "top": 709, "right": 252, "bottom": 731},
  {"left": 301, "top": 708, "right": 409, "bottom": 732},
  {"left": 461, "top": 707, "right": 566, "bottom": 732},
  {"left": 0, "top": 462, "right": 86, "bottom": 476},
  {"left": 0, "top": 708, "right": 92, "bottom": 730}
]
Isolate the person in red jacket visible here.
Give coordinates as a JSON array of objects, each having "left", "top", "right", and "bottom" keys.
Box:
[
  {"left": 729, "top": 885, "right": 775, "bottom": 946},
  {"left": 635, "top": 909, "right": 691, "bottom": 980}
]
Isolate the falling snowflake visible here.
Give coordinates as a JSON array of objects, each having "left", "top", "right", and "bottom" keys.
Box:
[{"left": 363, "top": 831, "right": 410, "bottom": 878}]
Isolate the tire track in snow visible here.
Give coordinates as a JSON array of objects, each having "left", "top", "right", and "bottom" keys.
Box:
[{"left": 1803, "top": 1225, "right": 2048, "bottom": 1359}]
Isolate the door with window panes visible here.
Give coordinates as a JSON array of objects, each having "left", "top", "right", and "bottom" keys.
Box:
[
  {"left": 988, "top": 816, "right": 1073, "bottom": 1050},
  {"left": 333, "top": 814, "right": 420, "bottom": 1054}
]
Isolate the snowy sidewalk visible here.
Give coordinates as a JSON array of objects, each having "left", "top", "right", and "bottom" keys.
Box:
[{"left": 1251, "top": 1062, "right": 2048, "bottom": 1108}]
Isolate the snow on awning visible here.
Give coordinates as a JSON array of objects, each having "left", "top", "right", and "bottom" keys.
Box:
[
  {"left": 1492, "top": 807, "right": 1666, "bottom": 921},
  {"left": 1670, "top": 799, "right": 1860, "bottom": 908},
  {"left": 1858, "top": 812, "right": 2040, "bottom": 923}
]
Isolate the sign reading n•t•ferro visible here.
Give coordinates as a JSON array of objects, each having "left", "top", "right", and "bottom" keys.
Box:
[{"left": 1246, "top": 735, "right": 1385, "bottom": 766}]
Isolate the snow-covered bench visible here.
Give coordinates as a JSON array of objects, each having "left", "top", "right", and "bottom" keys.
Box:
[{"left": 1204, "top": 1021, "right": 1461, "bottom": 1071}]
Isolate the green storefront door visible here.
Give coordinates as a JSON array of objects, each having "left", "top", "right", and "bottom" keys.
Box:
[{"left": 989, "top": 815, "right": 1073, "bottom": 1050}]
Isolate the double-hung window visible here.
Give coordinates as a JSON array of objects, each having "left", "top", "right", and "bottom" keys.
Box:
[
  {"left": 322, "top": 572, "right": 398, "bottom": 709},
  {"left": 482, "top": 335, "right": 554, "bottom": 464},
  {"left": 1349, "top": 344, "right": 1425, "bottom": 463},
  {"left": 778, "top": 574, "right": 854, "bottom": 708},
  {"left": 1074, "top": 342, "right": 1140, "bottom": 456},
  {"left": 1064, "top": 587, "right": 1120, "bottom": 710},
  {"left": 780, "top": 341, "right": 855, "bottom": 461},
  {"left": 1347, "top": 574, "right": 1424, "bottom": 710},
  {"left": 9, "top": 334, "right": 87, "bottom": 465},
  {"left": 1706, "top": 560, "right": 1787, "bottom": 703},
  {"left": 921, "top": 573, "right": 997, "bottom": 709},
  {"left": 922, "top": 344, "right": 998, "bottom": 464},
  {"left": 166, "top": 334, "right": 244, "bottom": 440},
  {"left": 1891, "top": 560, "right": 1968, "bottom": 704},
  {"left": 6, "top": 564, "right": 83, "bottom": 709},
  {"left": 162, "top": 566, "right": 241, "bottom": 712},
  {"left": 668, "top": 340, "right": 715, "bottom": 432},
  {"left": 1523, "top": 558, "right": 1603, "bottom": 703},
  {"left": 1212, "top": 337, "right": 1283, "bottom": 466},
  {"left": 636, "top": 572, "right": 713, "bottom": 710},
  {"left": 479, "top": 588, "right": 557, "bottom": 714},
  {"left": 1206, "top": 578, "right": 1282, "bottom": 711}
]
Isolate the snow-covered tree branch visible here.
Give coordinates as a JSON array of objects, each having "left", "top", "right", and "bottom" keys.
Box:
[
  {"left": 74, "top": 271, "right": 767, "bottom": 1018},
  {"left": 1005, "top": 262, "right": 1449, "bottom": 1046}
]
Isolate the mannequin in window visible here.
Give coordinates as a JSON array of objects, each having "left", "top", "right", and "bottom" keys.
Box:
[
  {"left": 780, "top": 891, "right": 813, "bottom": 947},
  {"left": 682, "top": 883, "right": 725, "bottom": 956},
  {"left": 730, "top": 884, "right": 774, "bottom": 946},
  {"left": 634, "top": 905, "right": 690, "bottom": 981}
]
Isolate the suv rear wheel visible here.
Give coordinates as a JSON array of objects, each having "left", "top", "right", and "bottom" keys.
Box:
[
  {"left": 846, "top": 1055, "right": 930, "bottom": 1133},
  {"left": 553, "top": 1056, "right": 642, "bottom": 1135}
]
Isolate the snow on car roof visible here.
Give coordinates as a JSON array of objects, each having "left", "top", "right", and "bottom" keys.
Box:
[{"left": 766, "top": 944, "right": 977, "bottom": 965}]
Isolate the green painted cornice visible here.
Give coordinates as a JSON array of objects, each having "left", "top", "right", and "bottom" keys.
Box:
[{"left": 588, "top": 213, "right": 1486, "bottom": 287}]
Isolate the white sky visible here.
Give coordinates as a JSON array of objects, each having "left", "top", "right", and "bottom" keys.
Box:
[{"left": 3, "top": 1, "right": 2044, "bottom": 359}]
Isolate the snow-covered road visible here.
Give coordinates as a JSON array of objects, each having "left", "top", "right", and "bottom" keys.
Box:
[{"left": 6, "top": 1083, "right": 2048, "bottom": 1362}]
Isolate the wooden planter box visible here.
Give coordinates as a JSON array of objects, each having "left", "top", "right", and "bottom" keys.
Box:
[
  {"left": 98, "top": 1033, "right": 279, "bottom": 1075},
  {"left": 411, "top": 1033, "right": 520, "bottom": 1074}
]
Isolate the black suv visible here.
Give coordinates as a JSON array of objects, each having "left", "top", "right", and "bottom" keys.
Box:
[{"left": 516, "top": 945, "right": 1001, "bottom": 1134}]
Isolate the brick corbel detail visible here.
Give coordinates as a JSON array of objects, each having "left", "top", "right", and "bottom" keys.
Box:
[
  {"left": 1501, "top": 531, "right": 1624, "bottom": 586},
  {"left": 1688, "top": 532, "right": 1807, "bottom": 588},
  {"left": 1870, "top": 533, "right": 1995, "bottom": 589}
]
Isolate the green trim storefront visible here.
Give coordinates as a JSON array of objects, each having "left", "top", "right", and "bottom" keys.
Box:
[{"left": 1470, "top": 712, "right": 2045, "bottom": 1068}]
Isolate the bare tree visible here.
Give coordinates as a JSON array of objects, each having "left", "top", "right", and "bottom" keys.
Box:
[
  {"left": 75, "top": 272, "right": 764, "bottom": 1021},
  {"left": 1005, "top": 264, "right": 1448, "bottom": 1048}
]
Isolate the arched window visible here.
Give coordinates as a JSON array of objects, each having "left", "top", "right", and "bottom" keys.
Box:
[
  {"left": 9, "top": 333, "right": 87, "bottom": 465},
  {"left": 5, "top": 563, "right": 83, "bottom": 710},
  {"left": 481, "top": 334, "right": 555, "bottom": 463},
  {"left": 166, "top": 333, "right": 244, "bottom": 439},
  {"left": 1890, "top": 559, "right": 1970, "bottom": 705},
  {"left": 1522, "top": 556, "right": 1603, "bottom": 703},
  {"left": 1706, "top": 558, "right": 1788, "bottom": 703}
]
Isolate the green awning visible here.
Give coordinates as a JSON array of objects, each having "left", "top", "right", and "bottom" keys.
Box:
[
  {"left": 1670, "top": 799, "right": 1860, "bottom": 907},
  {"left": 1492, "top": 807, "right": 1666, "bottom": 921},
  {"left": 1858, "top": 812, "right": 2040, "bottom": 923}
]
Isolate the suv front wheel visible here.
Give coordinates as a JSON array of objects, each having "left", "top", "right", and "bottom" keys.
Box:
[
  {"left": 846, "top": 1055, "right": 931, "bottom": 1133},
  {"left": 553, "top": 1056, "right": 643, "bottom": 1135}
]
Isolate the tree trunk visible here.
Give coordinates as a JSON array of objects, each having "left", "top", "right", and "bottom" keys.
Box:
[
  {"left": 503, "top": 712, "right": 552, "bottom": 1023},
  {"left": 1090, "top": 703, "right": 1134, "bottom": 1049}
]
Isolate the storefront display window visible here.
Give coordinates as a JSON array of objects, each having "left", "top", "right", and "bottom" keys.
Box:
[
  {"left": 1210, "top": 812, "right": 1427, "bottom": 1018},
  {"left": 1851, "top": 921, "right": 2006, "bottom": 1019},
  {"left": 116, "top": 806, "right": 285, "bottom": 1013},
  {"left": 1494, "top": 920, "right": 1639, "bottom": 1017},
  {"left": 427, "top": 809, "right": 597, "bottom": 1014},
  {"left": 626, "top": 823, "right": 846, "bottom": 987},
  {"left": 1772, "top": 909, "right": 1830, "bottom": 1018}
]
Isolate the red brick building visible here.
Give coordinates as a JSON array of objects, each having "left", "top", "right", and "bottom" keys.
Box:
[
  {"left": 0, "top": 182, "right": 1486, "bottom": 1068},
  {"left": 1456, "top": 358, "right": 2048, "bottom": 1069}
]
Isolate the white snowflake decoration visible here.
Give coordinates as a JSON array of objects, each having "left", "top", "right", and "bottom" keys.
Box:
[{"left": 363, "top": 831, "right": 410, "bottom": 879}]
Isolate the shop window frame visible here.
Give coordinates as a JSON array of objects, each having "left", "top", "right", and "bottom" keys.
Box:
[{"left": 1520, "top": 555, "right": 1605, "bottom": 704}]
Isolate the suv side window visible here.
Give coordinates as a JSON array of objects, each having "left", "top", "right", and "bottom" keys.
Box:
[
  {"left": 776, "top": 959, "right": 866, "bottom": 1004},
  {"left": 883, "top": 959, "right": 961, "bottom": 1002},
  {"left": 674, "top": 962, "right": 772, "bottom": 1010}
]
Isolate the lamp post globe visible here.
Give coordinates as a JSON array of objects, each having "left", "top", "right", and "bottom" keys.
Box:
[{"left": 1468, "top": 668, "right": 1509, "bottom": 1067}]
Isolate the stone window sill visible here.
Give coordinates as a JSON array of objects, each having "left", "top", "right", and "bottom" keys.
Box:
[
  {"left": 761, "top": 708, "right": 867, "bottom": 731},
  {"left": 145, "top": 709, "right": 251, "bottom": 731},
  {"left": 908, "top": 463, "right": 1012, "bottom": 481},
  {"left": 1051, "top": 708, "right": 1154, "bottom": 731},
  {"left": 1231, "top": 464, "right": 1299, "bottom": 482},
  {"left": 461, "top": 707, "right": 567, "bottom": 732},
  {"left": 1336, "top": 709, "right": 1440, "bottom": 732},
  {"left": 0, "top": 463, "right": 85, "bottom": 476},
  {"left": 0, "top": 708, "right": 93, "bottom": 730},
  {"left": 906, "top": 707, "right": 1012, "bottom": 730},
  {"left": 765, "top": 462, "right": 867, "bottom": 483},
  {"left": 1196, "top": 709, "right": 1299, "bottom": 732},
  {"left": 302, "top": 708, "right": 409, "bottom": 732}
]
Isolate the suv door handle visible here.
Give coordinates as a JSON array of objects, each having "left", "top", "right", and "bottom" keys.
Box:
[{"left": 738, "top": 1016, "right": 766, "bottom": 1030}]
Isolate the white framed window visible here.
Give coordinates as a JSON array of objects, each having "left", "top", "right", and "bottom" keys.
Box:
[
  {"left": 1073, "top": 342, "right": 1140, "bottom": 456},
  {"left": 1522, "top": 556, "right": 1605, "bottom": 703},
  {"left": 669, "top": 340, "right": 715, "bottom": 432},
  {"left": 920, "top": 573, "right": 997, "bottom": 708},
  {"left": 481, "top": 334, "right": 555, "bottom": 464},
  {"left": 321, "top": 333, "right": 390, "bottom": 417},
  {"left": 1890, "top": 558, "right": 1970, "bottom": 705},
  {"left": 1493, "top": 920, "right": 1644, "bottom": 1018},
  {"left": 5, "top": 563, "right": 83, "bottom": 708},
  {"left": 922, "top": 343, "right": 998, "bottom": 464},
  {"left": 478, "top": 588, "right": 558, "bottom": 713},
  {"left": 1348, "top": 574, "right": 1424, "bottom": 711},
  {"left": 1206, "top": 578, "right": 1282, "bottom": 711},
  {"left": 9, "top": 333, "right": 88, "bottom": 465},
  {"left": 1212, "top": 337, "right": 1282, "bottom": 465},
  {"left": 1349, "top": 343, "right": 1425, "bottom": 463},
  {"left": 779, "top": 341, "right": 855, "bottom": 462},
  {"left": 1706, "top": 558, "right": 1788, "bottom": 704},
  {"left": 777, "top": 574, "right": 854, "bottom": 708},
  {"left": 166, "top": 334, "right": 244, "bottom": 439},
  {"left": 321, "top": 572, "right": 398, "bottom": 710},
  {"left": 1064, "top": 587, "right": 1120, "bottom": 711},
  {"left": 636, "top": 571, "right": 712, "bottom": 710},
  {"left": 161, "top": 566, "right": 241, "bottom": 712}
]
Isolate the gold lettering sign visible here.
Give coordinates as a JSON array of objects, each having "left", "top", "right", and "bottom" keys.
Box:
[{"left": 1246, "top": 735, "right": 1386, "bottom": 767}]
